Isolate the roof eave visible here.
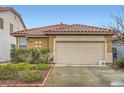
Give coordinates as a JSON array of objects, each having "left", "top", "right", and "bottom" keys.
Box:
[
  {"left": 10, "top": 34, "right": 26, "bottom": 37},
  {"left": 27, "top": 35, "right": 49, "bottom": 37},
  {"left": 44, "top": 32, "right": 114, "bottom": 35},
  {"left": 11, "top": 32, "right": 114, "bottom": 37}
]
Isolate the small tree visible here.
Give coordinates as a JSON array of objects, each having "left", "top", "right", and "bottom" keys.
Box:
[{"left": 103, "top": 8, "right": 124, "bottom": 42}]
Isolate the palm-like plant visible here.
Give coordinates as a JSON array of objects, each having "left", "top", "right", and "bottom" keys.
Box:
[
  {"left": 29, "top": 49, "right": 41, "bottom": 64},
  {"left": 39, "top": 48, "right": 50, "bottom": 63}
]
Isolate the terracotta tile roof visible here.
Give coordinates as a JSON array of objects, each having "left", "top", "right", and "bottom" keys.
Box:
[
  {"left": 11, "top": 23, "right": 68, "bottom": 36},
  {"left": 11, "top": 23, "right": 114, "bottom": 37},
  {"left": 0, "top": 7, "right": 26, "bottom": 29},
  {"left": 46, "top": 24, "right": 113, "bottom": 33}
]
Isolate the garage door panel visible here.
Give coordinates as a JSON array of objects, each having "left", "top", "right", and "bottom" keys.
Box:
[{"left": 55, "top": 42, "right": 105, "bottom": 65}]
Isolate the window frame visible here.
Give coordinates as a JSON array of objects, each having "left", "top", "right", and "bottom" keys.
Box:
[
  {"left": 10, "top": 23, "right": 14, "bottom": 33},
  {"left": 19, "top": 37, "right": 27, "bottom": 48},
  {"left": 0, "top": 17, "right": 3, "bottom": 29}
]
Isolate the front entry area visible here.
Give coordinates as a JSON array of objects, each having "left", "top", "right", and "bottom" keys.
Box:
[{"left": 55, "top": 41, "right": 105, "bottom": 65}]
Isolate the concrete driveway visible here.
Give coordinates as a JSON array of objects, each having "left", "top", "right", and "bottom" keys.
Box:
[{"left": 45, "top": 66, "right": 124, "bottom": 87}]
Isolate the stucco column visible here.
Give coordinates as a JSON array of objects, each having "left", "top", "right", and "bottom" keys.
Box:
[
  {"left": 104, "top": 36, "right": 113, "bottom": 64},
  {"left": 48, "top": 35, "right": 56, "bottom": 53},
  {"left": 16, "top": 37, "right": 19, "bottom": 49}
]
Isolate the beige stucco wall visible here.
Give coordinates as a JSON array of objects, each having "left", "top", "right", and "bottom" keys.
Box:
[
  {"left": 104, "top": 35, "right": 112, "bottom": 53},
  {"left": 48, "top": 35, "right": 56, "bottom": 52},
  {"left": 16, "top": 37, "right": 19, "bottom": 49},
  {"left": 27, "top": 37, "right": 49, "bottom": 49},
  {"left": 104, "top": 35, "right": 113, "bottom": 64},
  {"left": 24, "top": 36, "right": 56, "bottom": 53}
]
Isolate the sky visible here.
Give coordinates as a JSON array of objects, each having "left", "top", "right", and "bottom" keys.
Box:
[{"left": 1, "top": 5, "right": 124, "bottom": 29}]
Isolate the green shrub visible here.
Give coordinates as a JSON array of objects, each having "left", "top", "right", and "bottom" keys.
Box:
[
  {"left": 0, "top": 64, "right": 17, "bottom": 80},
  {"left": 20, "top": 70, "right": 41, "bottom": 82},
  {"left": 114, "top": 57, "right": 124, "bottom": 68},
  {"left": 29, "top": 49, "right": 41, "bottom": 64},
  {"left": 40, "top": 48, "right": 50, "bottom": 54},
  {"left": 30, "top": 48, "right": 51, "bottom": 64},
  {"left": 10, "top": 49, "right": 30, "bottom": 63},
  {"left": 10, "top": 49, "right": 19, "bottom": 62},
  {"left": 39, "top": 48, "right": 51, "bottom": 63},
  {"left": 11, "top": 48, "right": 52, "bottom": 64},
  {"left": 13, "top": 62, "right": 32, "bottom": 71},
  {"left": 35, "top": 63, "right": 50, "bottom": 70}
]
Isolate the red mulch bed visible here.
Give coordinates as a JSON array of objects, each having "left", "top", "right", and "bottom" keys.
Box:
[
  {"left": 0, "top": 69, "right": 49, "bottom": 87},
  {"left": 107, "top": 64, "right": 124, "bottom": 72}
]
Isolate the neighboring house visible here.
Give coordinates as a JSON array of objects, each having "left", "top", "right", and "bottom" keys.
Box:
[
  {"left": 11, "top": 23, "right": 113, "bottom": 65},
  {"left": 112, "top": 32, "right": 124, "bottom": 58},
  {"left": 0, "top": 7, "right": 26, "bottom": 62}
]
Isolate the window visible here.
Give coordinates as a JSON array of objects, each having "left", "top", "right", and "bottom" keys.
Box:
[
  {"left": 34, "top": 41, "right": 42, "bottom": 48},
  {"left": 0, "top": 17, "right": 3, "bottom": 29},
  {"left": 11, "top": 44, "right": 16, "bottom": 49},
  {"left": 15, "top": 16, "right": 16, "bottom": 20},
  {"left": 19, "top": 45, "right": 26, "bottom": 48},
  {"left": 10, "top": 23, "right": 13, "bottom": 33},
  {"left": 19, "top": 37, "right": 27, "bottom": 48}
]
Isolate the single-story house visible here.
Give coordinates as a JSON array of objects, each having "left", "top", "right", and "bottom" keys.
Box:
[{"left": 11, "top": 23, "right": 114, "bottom": 65}]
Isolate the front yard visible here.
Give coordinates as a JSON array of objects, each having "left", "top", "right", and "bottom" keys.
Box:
[
  {"left": 0, "top": 48, "right": 53, "bottom": 87},
  {"left": 0, "top": 63, "right": 53, "bottom": 87}
]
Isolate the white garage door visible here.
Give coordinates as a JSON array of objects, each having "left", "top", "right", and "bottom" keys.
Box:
[{"left": 55, "top": 41, "right": 105, "bottom": 65}]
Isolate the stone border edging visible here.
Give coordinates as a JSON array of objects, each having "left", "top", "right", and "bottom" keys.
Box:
[{"left": 41, "top": 64, "right": 54, "bottom": 86}]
